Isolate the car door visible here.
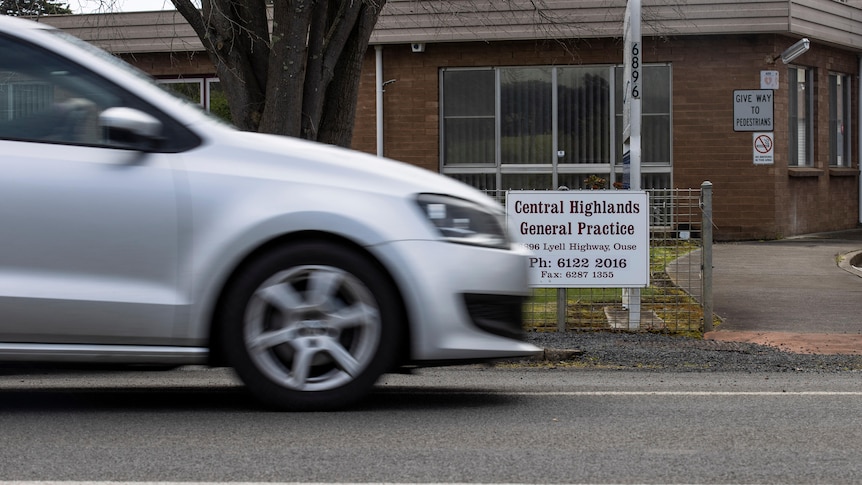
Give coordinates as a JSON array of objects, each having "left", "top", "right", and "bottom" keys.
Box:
[{"left": 0, "top": 32, "right": 188, "bottom": 344}]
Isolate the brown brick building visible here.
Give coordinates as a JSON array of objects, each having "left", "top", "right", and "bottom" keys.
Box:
[{"left": 42, "top": 0, "right": 861, "bottom": 240}]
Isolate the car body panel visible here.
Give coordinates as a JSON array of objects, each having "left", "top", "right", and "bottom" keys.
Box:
[
  {"left": 0, "top": 15, "right": 542, "bottom": 369},
  {"left": 0, "top": 141, "right": 183, "bottom": 343}
]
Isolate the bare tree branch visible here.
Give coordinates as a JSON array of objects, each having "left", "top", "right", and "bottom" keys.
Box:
[{"left": 171, "top": 0, "right": 385, "bottom": 144}]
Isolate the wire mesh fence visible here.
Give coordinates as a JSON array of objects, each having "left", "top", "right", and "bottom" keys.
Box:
[{"left": 489, "top": 186, "right": 709, "bottom": 336}]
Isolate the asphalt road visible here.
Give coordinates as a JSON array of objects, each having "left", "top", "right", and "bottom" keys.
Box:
[{"left": 1, "top": 366, "right": 862, "bottom": 484}]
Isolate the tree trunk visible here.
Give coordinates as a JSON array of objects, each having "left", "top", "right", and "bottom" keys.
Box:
[
  {"left": 258, "top": 0, "right": 312, "bottom": 136},
  {"left": 171, "top": 0, "right": 385, "bottom": 146},
  {"left": 318, "top": 3, "right": 381, "bottom": 147}
]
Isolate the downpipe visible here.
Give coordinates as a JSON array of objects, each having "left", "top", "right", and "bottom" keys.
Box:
[{"left": 376, "top": 45, "right": 384, "bottom": 157}]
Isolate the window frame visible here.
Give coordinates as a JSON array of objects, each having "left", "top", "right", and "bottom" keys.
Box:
[
  {"left": 828, "top": 72, "right": 852, "bottom": 168},
  {"left": 439, "top": 64, "right": 672, "bottom": 192},
  {"left": 788, "top": 66, "right": 814, "bottom": 167}
]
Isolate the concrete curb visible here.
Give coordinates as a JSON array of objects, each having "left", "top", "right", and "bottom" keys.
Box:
[
  {"left": 838, "top": 249, "right": 862, "bottom": 278},
  {"left": 527, "top": 347, "right": 584, "bottom": 362}
]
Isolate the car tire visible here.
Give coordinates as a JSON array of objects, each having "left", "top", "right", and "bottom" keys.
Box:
[{"left": 219, "top": 240, "right": 403, "bottom": 411}]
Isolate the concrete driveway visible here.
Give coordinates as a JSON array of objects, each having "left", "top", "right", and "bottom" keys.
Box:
[{"left": 673, "top": 229, "right": 862, "bottom": 354}]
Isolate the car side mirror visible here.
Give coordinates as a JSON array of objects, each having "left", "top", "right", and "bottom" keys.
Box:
[{"left": 99, "top": 107, "right": 164, "bottom": 151}]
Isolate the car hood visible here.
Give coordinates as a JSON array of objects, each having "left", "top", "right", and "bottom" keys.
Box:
[{"left": 191, "top": 127, "right": 502, "bottom": 212}]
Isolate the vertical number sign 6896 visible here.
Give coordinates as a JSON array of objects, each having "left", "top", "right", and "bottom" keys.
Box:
[{"left": 630, "top": 42, "right": 640, "bottom": 99}]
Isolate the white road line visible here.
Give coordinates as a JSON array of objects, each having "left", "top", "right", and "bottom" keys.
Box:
[
  {"left": 0, "top": 480, "right": 758, "bottom": 485},
  {"left": 513, "top": 391, "right": 862, "bottom": 396},
  {"left": 381, "top": 390, "right": 862, "bottom": 397},
  {"left": 0, "top": 481, "right": 717, "bottom": 485}
]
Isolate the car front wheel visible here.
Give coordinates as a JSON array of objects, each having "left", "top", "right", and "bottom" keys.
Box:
[{"left": 219, "top": 241, "right": 402, "bottom": 411}]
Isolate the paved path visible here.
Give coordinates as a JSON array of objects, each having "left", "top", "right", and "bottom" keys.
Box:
[{"left": 672, "top": 230, "right": 862, "bottom": 354}]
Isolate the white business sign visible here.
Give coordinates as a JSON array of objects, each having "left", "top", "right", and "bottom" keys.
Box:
[
  {"left": 506, "top": 190, "right": 650, "bottom": 288},
  {"left": 733, "top": 89, "right": 774, "bottom": 132}
]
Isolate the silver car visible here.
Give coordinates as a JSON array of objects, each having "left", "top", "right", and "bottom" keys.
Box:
[{"left": 0, "top": 16, "right": 540, "bottom": 410}]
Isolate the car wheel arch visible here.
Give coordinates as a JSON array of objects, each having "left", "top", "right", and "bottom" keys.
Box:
[{"left": 206, "top": 231, "right": 412, "bottom": 370}]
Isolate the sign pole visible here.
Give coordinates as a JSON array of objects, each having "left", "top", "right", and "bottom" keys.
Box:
[{"left": 623, "top": 0, "right": 643, "bottom": 329}]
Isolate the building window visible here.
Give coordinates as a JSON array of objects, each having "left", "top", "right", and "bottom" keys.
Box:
[
  {"left": 158, "top": 78, "right": 204, "bottom": 105},
  {"left": 788, "top": 67, "right": 813, "bottom": 167},
  {"left": 0, "top": 82, "right": 52, "bottom": 121},
  {"left": 206, "top": 79, "right": 232, "bottom": 123},
  {"left": 829, "top": 73, "right": 851, "bottom": 167},
  {"left": 158, "top": 77, "right": 232, "bottom": 123},
  {"left": 440, "top": 64, "right": 672, "bottom": 192}
]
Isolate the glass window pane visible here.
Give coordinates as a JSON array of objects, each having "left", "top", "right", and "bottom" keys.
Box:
[
  {"left": 501, "top": 173, "right": 553, "bottom": 190},
  {"left": 0, "top": 35, "right": 124, "bottom": 145},
  {"left": 500, "top": 68, "right": 552, "bottom": 164},
  {"left": 797, "top": 70, "right": 808, "bottom": 165},
  {"left": 641, "top": 173, "right": 670, "bottom": 190},
  {"left": 642, "top": 65, "right": 670, "bottom": 114},
  {"left": 442, "top": 69, "right": 495, "bottom": 166},
  {"left": 614, "top": 65, "right": 671, "bottom": 166},
  {"left": 448, "top": 173, "right": 497, "bottom": 191},
  {"left": 444, "top": 118, "right": 495, "bottom": 164},
  {"left": 159, "top": 80, "right": 202, "bottom": 105},
  {"left": 558, "top": 172, "right": 611, "bottom": 190},
  {"left": 443, "top": 70, "right": 494, "bottom": 116},
  {"left": 610, "top": 171, "right": 671, "bottom": 190},
  {"left": 789, "top": 67, "right": 811, "bottom": 167},
  {"left": 558, "top": 67, "right": 610, "bottom": 164},
  {"left": 207, "top": 80, "right": 232, "bottom": 123},
  {"left": 829, "top": 73, "right": 849, "bottom": 167},
  {"left": 616, "top": 65, "right": 670, "bottom": 114},
  {"left": 643, "top": 114, "right": 670, "bottom": 164},
  {"left": 841, "top": 76, "right": 850, "bottom": 167}
]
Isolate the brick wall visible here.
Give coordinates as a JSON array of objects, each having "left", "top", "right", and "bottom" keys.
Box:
[
  {"left": 354, "top": 35, "right": 859, "bottom": 241},
  {"left": 121, "top": 51, "right": 214, "bottom": 77}
]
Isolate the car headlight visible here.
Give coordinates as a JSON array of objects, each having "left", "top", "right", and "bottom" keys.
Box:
[{"left": 416, "top": 194, "right": 510, "bottom": 249}]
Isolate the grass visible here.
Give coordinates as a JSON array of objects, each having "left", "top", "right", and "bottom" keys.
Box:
[{"left": 524, "top": 239, "right": 715, "bottom": 337}]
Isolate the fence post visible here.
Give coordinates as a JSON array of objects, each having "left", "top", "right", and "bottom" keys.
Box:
[
  {"left": 701, "top": 181, "right": 714, "bottom": 333},
  {"left": 557, "top": 288, "right": 567, "bottom": 332}
]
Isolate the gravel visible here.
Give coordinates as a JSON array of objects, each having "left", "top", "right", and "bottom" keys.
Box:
[{"left": 523, "top": 330, "right": 862, "bottom": 372}]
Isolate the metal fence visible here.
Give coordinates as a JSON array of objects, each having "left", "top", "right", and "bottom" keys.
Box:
[{"left": 488, "top": 182, "right": 714, "bottom": 335}]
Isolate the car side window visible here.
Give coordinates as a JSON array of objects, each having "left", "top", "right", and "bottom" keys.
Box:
[
  {"left": 0, "top": 33, "right": 199, "bottom": 152},
  {"left": 0, "top": 35, "right": 121, "bottom": 145}
]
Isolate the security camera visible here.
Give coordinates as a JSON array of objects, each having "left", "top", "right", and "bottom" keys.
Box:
[
  {"left": 411, "top": 43, "right": 425, "bottom": 53},
  {"left": 780, "top": 38, "right": 810, "bottom": 64}
]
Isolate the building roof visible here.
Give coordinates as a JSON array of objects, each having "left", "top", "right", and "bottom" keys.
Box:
[
  {"left": 36, "top": 0, "right": 862, "bottom": 54},
  {"left": 36, "top": 10, "right": 199, "bottom": 53}
]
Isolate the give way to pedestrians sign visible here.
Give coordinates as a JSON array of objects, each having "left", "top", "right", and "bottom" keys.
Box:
[{"left": 733, "top": 89, "right": 774, "bottom": 132}]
